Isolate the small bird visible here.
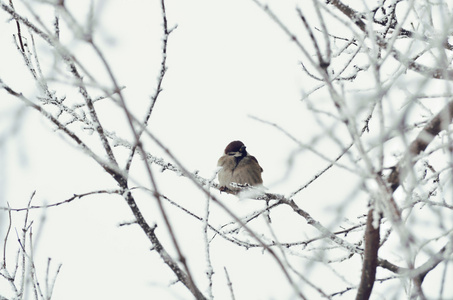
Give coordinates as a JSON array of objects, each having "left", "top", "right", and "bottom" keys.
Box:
[{"left": 217, "top": 140, "right": 263, "bottom": 193}]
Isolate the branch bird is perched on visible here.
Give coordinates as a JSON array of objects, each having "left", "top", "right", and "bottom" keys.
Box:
[{"left": 217, "top": 141, "right": 263, "bottom": 193}]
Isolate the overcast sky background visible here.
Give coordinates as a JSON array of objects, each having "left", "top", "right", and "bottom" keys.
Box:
[{"left": 1, "top": 0, "right": 452, "bottom": 299}]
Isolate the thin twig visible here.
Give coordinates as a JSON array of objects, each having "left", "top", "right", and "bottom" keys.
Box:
[
  {"left": 8, "top": 0, "right": 24, "bottom": 52},
  {"left": 2, "top": 202, "right": 12, "bottom": 268},
  {"left": 0, "top": 190, "right": 121, "bottom": 212},
  {"left": 224, "top": 267, "right": 236, "bottom": 300}
]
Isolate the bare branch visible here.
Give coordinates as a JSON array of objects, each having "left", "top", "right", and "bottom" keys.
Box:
[
  {"left": 355, "top": 209, "right": 380, "bottom": 300},
  {"left": 388, "top": 100, "right": 453, "bottom": 192}
]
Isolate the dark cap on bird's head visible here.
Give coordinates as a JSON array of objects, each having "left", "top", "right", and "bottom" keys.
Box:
[{"left": 224, "top": 140, "right": 246, "bottom": 155}]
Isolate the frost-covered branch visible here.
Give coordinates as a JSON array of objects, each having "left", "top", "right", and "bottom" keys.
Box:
[{"left": 0, "top": 192, "right": 61, "bottom": 300}]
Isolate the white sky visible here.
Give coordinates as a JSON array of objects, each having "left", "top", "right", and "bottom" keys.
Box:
[{"left": 1, "top": 0, "right": 452, "bottom": 299}]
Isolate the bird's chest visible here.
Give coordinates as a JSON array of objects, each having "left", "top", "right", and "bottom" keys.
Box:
[{"left": 232, "top": 156, "right": 244, "bottom": 172}]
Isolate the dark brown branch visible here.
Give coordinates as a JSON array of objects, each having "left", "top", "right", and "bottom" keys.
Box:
[
  {"left": 296, "top": 7, "right": 328, "bottom": 68},
  {"left": 355, "top": 100, "right": 453, "bottom": 300},
  {"left": 8, "top": 0, "right": 24, "bottom": 52},
  {"left": 387, "top": 100, "right": 453, "bottom": 192},
  {"left": 328, "top": 0, "right": 366, "bottom": 32},
  {"left": 354, "top": 100, "right": 453, "bottom": 300},
  {"left": 1, "top": 3, "right": 53, "bottom": 46},
  {"left": 355, "top": 209, "right": 380, "bottom": 300},
  {"left": 323, "top": 3, "right": 453, "bottom": 298}
]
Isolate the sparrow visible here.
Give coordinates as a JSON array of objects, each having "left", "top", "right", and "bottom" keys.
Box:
[{"left": 217, "top": 140, "right": 263, "bottom": 193}]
